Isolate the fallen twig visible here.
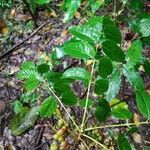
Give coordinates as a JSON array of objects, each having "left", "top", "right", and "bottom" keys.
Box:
[{"left": 0, "top": 21, "right": 49, "bottom": 60}]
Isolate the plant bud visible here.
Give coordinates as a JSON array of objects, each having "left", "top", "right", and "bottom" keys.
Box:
[
  {"left": 50, "top": 141, "right": 58, "bottom": 150},
  {"left": 57, "top": 128, "right": 65, "bottom": 136},
  {"left": 58, "top": 119, "right": 63, "bottom": 127}
]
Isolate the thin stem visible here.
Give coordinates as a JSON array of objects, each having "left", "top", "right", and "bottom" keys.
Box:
[
  {"left": 85, "top": 121, "right": 149, "bottom": 131},
  {"left": 80, "top": 60, "right": 95, "bottom": 132},
  {"left": 79, "top": 137, "right": 90, "bottom": 150},
  {"left": 82, "top": 134, "right": 109, "bottom": 150},
  {"left": 44, "top": 81, "right": 80, "bottom": 131}
]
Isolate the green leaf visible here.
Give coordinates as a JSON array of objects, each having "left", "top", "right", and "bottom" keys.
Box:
[
  {"left": 21, "top": 61, "right": 36, "bottom": 70},
  {"left": 62, "top": 67, "right": 90, "bottom": 81},
  {"left": 103, "top": 17, "right": 122, "bottom": 44},
  {"left": 130, "top": 0, "right": 143, "bottom": 11},
  {"left": 79, "top": 99, "right": 94, "bottom": 108},
  {"left": 102, "top": 40, "right": 125, "bottom": 62},
  {"left": 63, "top": 0, "right": 81, "bottom": 22},
  {"left": 61, "top": 90, "right": 77, "bottom": 106},
  {"left": 117, "top": 134, "right": 132, "bottom": 150},
  {"left": 60, "top": 40, "right": 96, "bottom": 59},
  {"left": 35, "top": 0, "right": 52, "bottom": 5},
  {"left": 136, "top": 90, "right": 150, "bottom": 118},
  {"left": 40, "top": 97, "right": 57, "bottom": 118},
  {"left": 10, "top": 106, "right": 39, "bottom": 136},
  {"left": 12, "top": 100, "right": 23, "bottom": 114},
  {"left": 94, "top": 79, "right": 109, "bottom": 95},
  {"left": 143, "top": 60, "right": 150, "bottom": 75},
  {"left": 69, "top": 16, "right": 103, "bottom": 44},
  {"left": 90, "top": 0, "right": 102, "bottom": 13},
  {"left": 112, "top": 108, "right": 132, "bottom": 120},
  {"left": 129, "top": 15, "right": 150, "bottom": 37},
  {"left": 24, "top": 76, "right": 40, "bottom": 91},
  {"left": 98, "top": 57, "right": 113, "bottom": 78},
  {"left": 126, "top": 40, "right": 142, "bottom": 66},
  {"left": 95, "top": 99, "right": 111, "bottom": 122},
  {"left": 17, "top": 69, "right": 38, "bottom": 80},
  {"left": 37, "top": 63, "right": 49, "bottom": 74},
  {"left": 106, "top": 69, "right": 121, "bottom": 101},
  {"left": 123, "top": 64, "right": 144, "bottom": 90}
]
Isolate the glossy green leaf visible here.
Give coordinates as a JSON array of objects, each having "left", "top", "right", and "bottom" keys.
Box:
[
  {"left": 102, "top": 40, "right": 125, "bottom": 62},
  {"left": 103, "top": 17, "right": 122, "bottom": 44},
  {"left": 62, "top": 67, "right": 90, "bottom": 81},
  {"left": 61, "top": 40, "right": 96, "bottom": 59},
  {"left": 127, "top": 40, "right": 142, "bottom": 66},
  {"left": 40, "top": 97, "right": 57, "bottom": 118},
  {"left": 69, "top": 17, "right": 103, "bottom": 44},
  {"left": 95, "top": 99, "right": 111, "bottom": 122},
  {"left": 35, "top": 0, "right": 52, "bottom": 5},
  {"left": 61, "top": 90, "right": 77, "bottom": 106},
  {"left": 106, "top": 69, "right": 121, "bottom": 101},
  {"left": 24, "top": 76, "right": 40, "bottom": 91},
  {"left": 79, "top": 99, "right": 94, "bottom": 108},
  {"left": 10, "top": 107, "right": 39, "bottom": 136},
  {"left": 98, "top": 57, "right": 113, "bottom": 78},
  {"left": 63, "top": 0, "right": 81, "bottom": 22},
  {"left": 117, "top": 134, "right": 132, "bottom": 150},
  {"left": 136, "top": 90, "right": 150, "bottom": 118},
  {"left": 112, "top": 108, "right": 132, "bottom": 120},
  {"left": 37, "top": 63, "right": 49, "bottom": 74},
  {"left": 123, "top": 64, "right": 144, "bottom": 90},
  {"left": 94, "top": 79, "right": 109, "bottom": 95},
  {"left": 143, "top": 60, "right": 150, "bottom": 75}
]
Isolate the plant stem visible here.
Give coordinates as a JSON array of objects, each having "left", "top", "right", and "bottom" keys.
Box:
[
  {"left": 80, "top": 60, "right": 95, "bottom": 132},
  {"left": 85, "top": 121, "right": 149, "bottom": 131},
  {"left": 45, "top": 81, "right": 80, "bottom": 131},
  {"left": 79, "top": 137, "right": 90, "bottom": 150},
  {"left": 82, "top": 134, "right": 109, "bottom": 150}
]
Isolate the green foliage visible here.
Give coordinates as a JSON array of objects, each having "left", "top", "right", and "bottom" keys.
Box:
[
  {"left": 94, "top": 79, "right": 109, "bottom": 95},
  {"left": 95, "top": 99, "right": 111, "bottom": 122},
  {"left": 98, "top": 57, "right": 113, "bottom": 78},
  {"left": 40, "top": 97, "right": 57, "bottom": 118},
  {"left": 117, "top": 134, "right": 132, "bottom": 150}
]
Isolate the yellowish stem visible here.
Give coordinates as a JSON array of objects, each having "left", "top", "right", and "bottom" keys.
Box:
[
  {"left": 82, "top": 134, "right": 109, "bottom": 150},
  {"left": 80, "top": 60, "right": 95, "bottom": 132},
  {"left": 85, "top": 121, "right": 149, "bottom": 131}
]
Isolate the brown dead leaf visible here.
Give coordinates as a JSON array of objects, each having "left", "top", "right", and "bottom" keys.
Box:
[
  {"left": 50, "top": 10, "right": 58, "bottom": 18},
  {"left": 9, "top": 9, "right": 16, "bottom": 18},
  {"left": 61, "top": 29, "right": 68, "bottom": 37},
  {"left": 15, "top": 14, "right": 31, "bottom": 21},
  {"left": 0, "top": 20, "right": 8, "bottom": 35},
  {"left": 74, "top": 11, "right": 80, "bottom": 19},
  {"left": 2, "top": 27, "right": 9, "bottom": 35},
  {"left": 9, "top": 66, "right": 20, "bottom": 75},
  {"left": 132, "top": 133, "right": 142, "bottom": 144}
]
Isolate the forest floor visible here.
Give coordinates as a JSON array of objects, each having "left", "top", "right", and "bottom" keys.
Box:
[{"left": 0, "top": 1, "right": 150, "bottom": 150}]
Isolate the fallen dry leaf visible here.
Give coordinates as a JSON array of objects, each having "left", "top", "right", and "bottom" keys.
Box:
[
  {"left": 74, "top": 11, "right": 80, "bottom": 19},
  {"left": 61, "top": 29, "right": 68, "bottom": 37},
  {"left": 9, "top": 9, "right": 16, "bottom": 18},
  {"left": 50, "top": 10, "right": 58, "bottom": 18},
  {"left": 132, "top": 133, "right": 142, "bottom": 144}
]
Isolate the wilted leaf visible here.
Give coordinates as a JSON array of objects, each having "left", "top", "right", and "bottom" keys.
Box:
[{"left": 10, "top": 107, "right": 39, "bottom": 136}]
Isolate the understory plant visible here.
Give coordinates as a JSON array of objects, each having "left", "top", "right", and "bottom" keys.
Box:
[{"left": 10, "top": 12, "right": 150, "bottom": 149}]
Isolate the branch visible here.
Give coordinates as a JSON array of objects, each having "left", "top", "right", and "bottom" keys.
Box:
[{"left": 0, "top": 21, "right": 49, "bottom": 60}]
